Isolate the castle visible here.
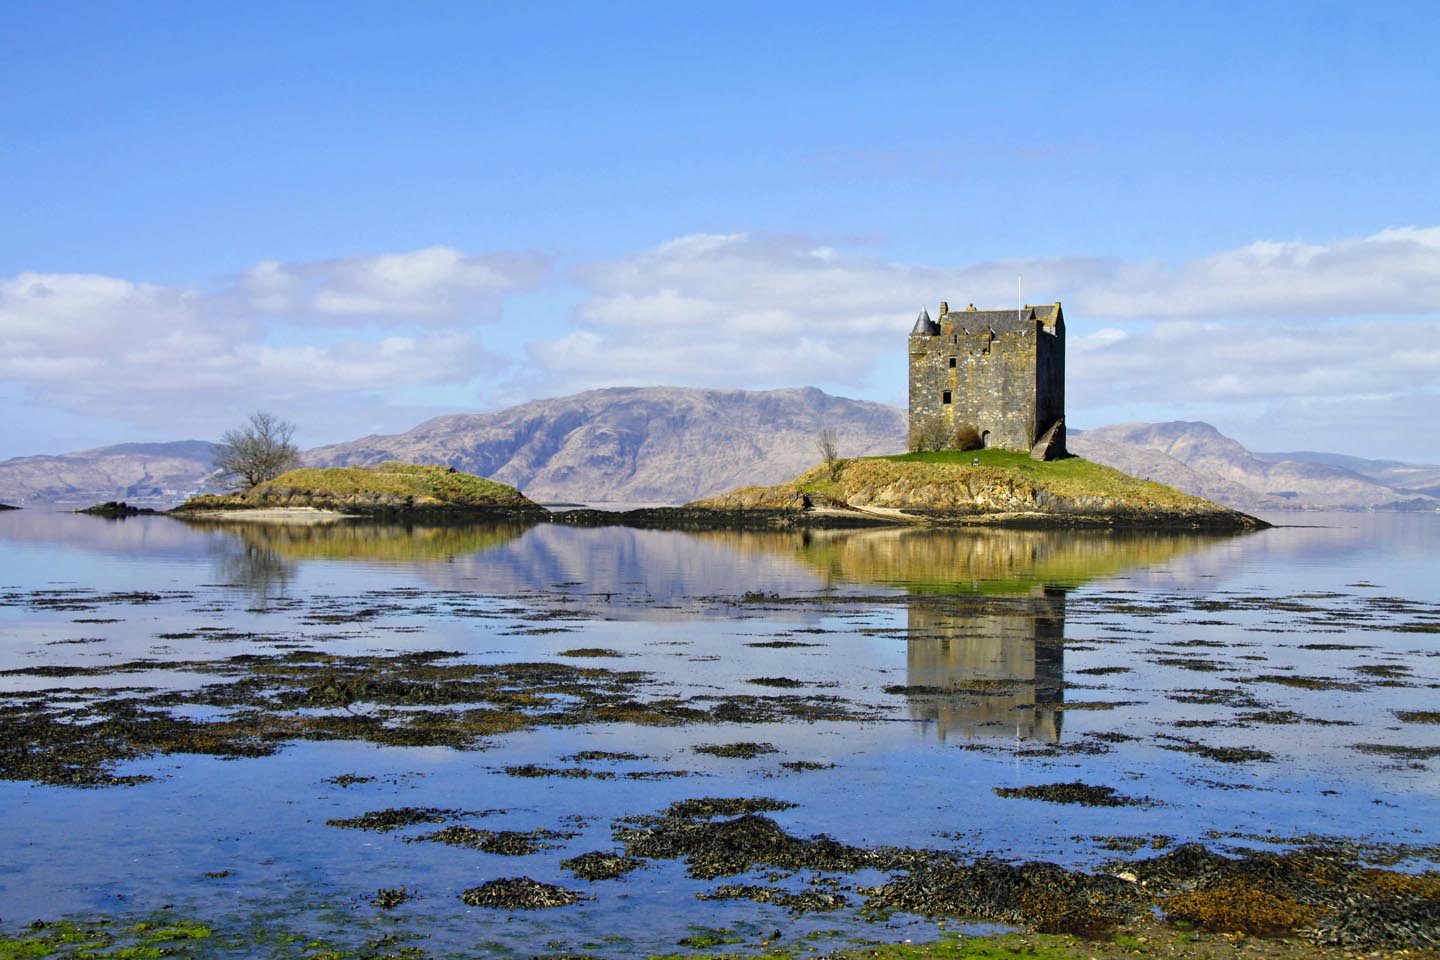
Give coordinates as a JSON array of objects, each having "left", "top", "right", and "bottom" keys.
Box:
[{"left": 908, "top": 301, "right": 1067, "bottom": 460}]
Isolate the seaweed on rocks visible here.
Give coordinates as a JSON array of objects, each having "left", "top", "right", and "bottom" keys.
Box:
[
  {"left": 502, "top": 764, "right": 615, "bottom": 779},
  {"left": 993, "top": 781, "right": 1152, "bottom": 807},
  {"left": 563, "top": 750, "right": 645, "bottom": 762},
  {"left": 327, "top": 807, "right": 461, "bottom": 832},
  {"left": 409, "top": 825, "right": 575, "bottom": 854},
  {"left": 1125, "top": 843, "right": 1440, "bottom": 948},
  {"left": 862, "top": 858, "right": 1145, "bottom": 937},
  {"left": 322, "top": 773, "right": 375, "bottom": 787},
  {"left": 458, "top": 877, "right": 588, "bottom": 909},
  {"left": 560, "top": 850, "right": 646, "bottom": 881},
  {"left": 1155, "top": 735, "right": 1275, "bottom": 764},
  {"left": 616, "top": 811, "right": 876, "bottom": 880},
  {"left": 2, "top": 648, "right": 869, "bottom": 787},
  {"left": 664, "top": 797, "right": 797, "bottom": 819},
  {"left": 696, "top": 883, "right": 850, "bottom": 913},
  {"left": 692, "top": 741, "right": 778, "bottom": 759},
  {"left": 371, "top": 887, "right": 412, "bottom": 908}
]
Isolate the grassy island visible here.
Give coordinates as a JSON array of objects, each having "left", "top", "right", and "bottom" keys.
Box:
[
  {"left": 173, "top": 461, "right": 543, "bottom": 518},
  {"left": 689, "top": 449, "right": 1266, "bottom": 530}
]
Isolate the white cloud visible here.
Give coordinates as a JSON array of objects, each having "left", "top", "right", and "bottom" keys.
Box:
[
  {"left": 1071, "top": 320, "right": 1440, "bottom": 407},
  {"left": 1078, "top": 226, "right": 1440, "bottom": 320},
  {"left": 0, "top": 245, "right": 544, "bottom": 441},
  {"left": 229, "top": 245, "right": 548, "bottom": 322}
]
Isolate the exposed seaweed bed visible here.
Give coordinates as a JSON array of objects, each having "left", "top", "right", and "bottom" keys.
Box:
[{"left": 2, "top": 515, "right": 1439, "bottom": 959}]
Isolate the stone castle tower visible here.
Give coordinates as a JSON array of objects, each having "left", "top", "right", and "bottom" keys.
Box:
[{"left": 907, "top": 301, "right": 1067, "bottom": 460}]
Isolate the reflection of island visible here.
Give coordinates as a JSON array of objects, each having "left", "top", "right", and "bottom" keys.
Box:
[
  {"left": 766, "top": 525, "right": 1239, "bottom": 594},
  {"left": 904, "top": 588, "right": 1065, "bottom": 743},
  {"left": 185, "top": 520, "right": 531, "bottom": 596}
]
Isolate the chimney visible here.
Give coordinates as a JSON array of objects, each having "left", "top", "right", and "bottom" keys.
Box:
[{"left": 938, "top": 300, "right": 948, "bottom": 317}]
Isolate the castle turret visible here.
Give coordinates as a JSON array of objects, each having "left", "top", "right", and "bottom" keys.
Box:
[{"left": 910, "top": 306, "right": 939, "bottom": 336}]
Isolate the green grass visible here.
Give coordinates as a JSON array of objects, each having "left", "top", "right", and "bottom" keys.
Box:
[
  {"left": 877, "top": 450, "right": 1189, "bottom": 501},
  {"left": 882, "top": 449, "right": 1038, "bottom": 468}
]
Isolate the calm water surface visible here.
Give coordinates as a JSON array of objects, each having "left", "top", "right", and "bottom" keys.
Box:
[{"left": 0, "top": 510, "right": 1436, "bottom": 956}]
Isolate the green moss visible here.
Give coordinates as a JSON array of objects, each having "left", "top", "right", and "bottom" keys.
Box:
[{"left": 0, "top": 919, "right": 209, "bottom": 960}]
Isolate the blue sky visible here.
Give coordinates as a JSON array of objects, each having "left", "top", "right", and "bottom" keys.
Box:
[{"left": 3, "top": 1, "right": 1438, "bottom": 460}]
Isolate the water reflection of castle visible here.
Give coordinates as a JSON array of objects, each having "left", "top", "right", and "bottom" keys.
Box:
[{"left": 904, "top": 587, "right": 1066, "bottom": 743}]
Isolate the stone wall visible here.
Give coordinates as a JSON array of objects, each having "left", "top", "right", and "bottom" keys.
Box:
[{"left": 907, "top": 306, "right": 1066, "bottom": 458}]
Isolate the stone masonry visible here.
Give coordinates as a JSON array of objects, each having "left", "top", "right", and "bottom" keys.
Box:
[{"left": 908, "top": 301, "right": 1066, "bottom": 459}]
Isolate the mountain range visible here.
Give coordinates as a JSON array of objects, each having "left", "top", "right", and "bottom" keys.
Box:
[{"left": 0, "top": 387, "right": 1435, "bottom": 513}]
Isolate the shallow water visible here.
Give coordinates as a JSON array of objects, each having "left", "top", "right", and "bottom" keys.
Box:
[{"left": 0, "top": 510, "right": 1437, "bottom": 956}]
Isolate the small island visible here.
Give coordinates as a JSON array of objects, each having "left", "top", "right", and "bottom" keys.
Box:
[
  {"left": 172, "top": 461, "right": 546, "bottom": 520},
  {"left": 682, "top": 449, "right": 1267, "bottom": 530},
  {"left": 75, "top": 501, "right": 163, "bottom": 517}
]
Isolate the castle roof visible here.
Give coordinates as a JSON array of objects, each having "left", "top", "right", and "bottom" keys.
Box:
[{"left": 944, "top": 303, "right": 1063, "bottom": 335}]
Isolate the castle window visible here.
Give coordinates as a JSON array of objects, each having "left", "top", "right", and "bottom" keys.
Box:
[
  {"left": 948, "top": 357, "right": 956, "bottom": 368},
  {"left": 942, "top": 390, "right": 951, "bottom": 405}
]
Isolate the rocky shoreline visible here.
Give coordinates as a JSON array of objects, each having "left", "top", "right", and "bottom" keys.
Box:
[{"left": 547, "top": 503, "right": 1264, "bottom": 531}]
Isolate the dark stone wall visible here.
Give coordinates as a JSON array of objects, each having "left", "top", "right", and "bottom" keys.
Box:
[
  {"left": 1034, "top": 320, "right": 1066, "bottom": 455},
  {"left": 909, "top": 326, "right": 1037, "bottom": 451}
]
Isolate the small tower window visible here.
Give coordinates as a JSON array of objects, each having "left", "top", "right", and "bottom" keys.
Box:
[
  {"left": 948, "top": 357, "right": 956, "bottom": 368},
  {"left": 941, "top": 390, "right": 952, "bottom": 405}
]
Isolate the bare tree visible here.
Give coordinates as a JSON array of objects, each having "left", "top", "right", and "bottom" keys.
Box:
[
  {"left": 214, "top": 411, "right": 301, "bottom": 490},
  {"left": 816, "top": 427, "right": 842, "bottom": 481},
  {"left": 911, "top": 418, "right": 949, "bottom": 453}
]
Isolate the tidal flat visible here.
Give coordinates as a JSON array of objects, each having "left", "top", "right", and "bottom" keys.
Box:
[{"left": 0, "top": 511, "right": 1437, "bottom": 958}]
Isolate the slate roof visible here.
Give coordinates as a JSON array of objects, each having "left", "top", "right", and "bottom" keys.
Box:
[{"left": 942, "top": 304, "right": 1062, "bottom": 335}]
